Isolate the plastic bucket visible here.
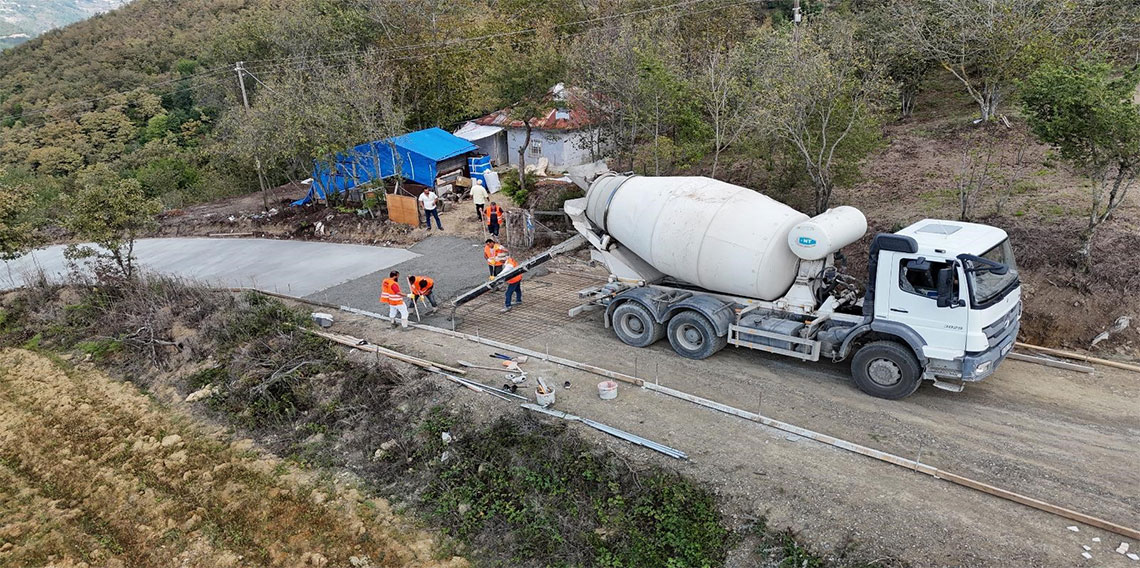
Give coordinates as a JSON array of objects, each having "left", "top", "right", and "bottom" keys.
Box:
[
  {"left": 597, "top": 380, "right": 618, "bottom": 400},
  {"left": 535, "top": 387, "right": 556, "bottom": 407}
]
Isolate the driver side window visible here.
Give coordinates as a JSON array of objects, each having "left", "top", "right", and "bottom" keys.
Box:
[{"left": 899, "top": 259, "right": 954, "bottom": 299}]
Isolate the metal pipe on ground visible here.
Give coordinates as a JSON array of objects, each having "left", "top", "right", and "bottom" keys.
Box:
[{"left": 521, "top": 403, "right": 687, "bottom": 460}]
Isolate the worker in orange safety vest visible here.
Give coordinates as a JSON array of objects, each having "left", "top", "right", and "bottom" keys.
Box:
[
  {"left": 483, "top": 238, "right": 507, "bottom": 280},
  {"left": 380, "top": 270, "right": 409, "bottom": 329},
  {"left": 500, "top": 256, "right": 524, "bottom": 313},
  {"left": 484, "top": 201, "right": 503, "bottom": 237},
  {"left": 407, "top": 275, "right": 437, "bottom": 311}
]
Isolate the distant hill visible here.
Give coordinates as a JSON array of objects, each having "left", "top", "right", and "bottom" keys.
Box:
[{"left": 0, "top": 0, "right": 128, "bottom": 49}]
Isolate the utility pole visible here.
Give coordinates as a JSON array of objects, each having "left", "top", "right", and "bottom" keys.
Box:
[{"left": 235, "top": 61, "right": 270, "bottom": 211}]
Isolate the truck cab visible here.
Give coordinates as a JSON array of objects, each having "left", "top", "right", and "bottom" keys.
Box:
[{"left": 850, "top": 220, "right": 1021, "bottom": 396}]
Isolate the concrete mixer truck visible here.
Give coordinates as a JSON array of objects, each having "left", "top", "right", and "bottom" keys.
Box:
[{"left": 560, "top": 173, "right": 1022, "bottom": 399}]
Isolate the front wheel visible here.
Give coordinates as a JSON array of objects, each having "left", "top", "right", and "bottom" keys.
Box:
[
  {"left": 850, "top": 341, "right": 922, "bottom": 399},
  {"left": 666, "top": 311, "right": 727, "bottom": 360}
]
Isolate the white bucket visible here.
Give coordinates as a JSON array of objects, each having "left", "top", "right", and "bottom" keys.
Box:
[
  {"left": 597, "top": 380, "right": 618, "bottom": 400},
  {"left": 535, "top": 387, "right": 556, "bottom": 407}
]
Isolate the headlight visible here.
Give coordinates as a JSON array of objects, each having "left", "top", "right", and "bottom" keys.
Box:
[{"left": 976, "top": 361, "right": 993, "bottom": 375}]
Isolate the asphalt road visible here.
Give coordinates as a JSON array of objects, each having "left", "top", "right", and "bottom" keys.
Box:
[{"left": 1, "top": 237, "right": 418, "bottom": 296}]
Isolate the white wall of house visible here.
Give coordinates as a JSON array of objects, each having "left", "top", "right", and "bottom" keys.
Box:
[
  {"left": 471, "top": 132, "right": 509, "bottom": 166},
  {"left": 505, "top": 128, "right": 600, "bottom": 171}
]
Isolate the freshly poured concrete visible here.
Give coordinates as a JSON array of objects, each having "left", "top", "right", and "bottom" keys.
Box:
[{"left": 1, "top": 238, "right": 418, "bottom": 296}]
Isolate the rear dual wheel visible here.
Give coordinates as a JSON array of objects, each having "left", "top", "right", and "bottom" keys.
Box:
[
  {"left": 666, "top": 311, "right": 727, "bottom": 360},
  {"left": 612, "top": 302, "right": 665, "bottom": 347}
]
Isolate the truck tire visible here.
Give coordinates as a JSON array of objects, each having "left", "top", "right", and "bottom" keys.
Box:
[
  {"left": 851, "top": 341, "right": 922, "bottom": 399},
  {"left": 612, "top": 302, "right": 665, "bottom": 347},
  {"left": 666, "top": 311, "right": 727, "bottom": 360}
]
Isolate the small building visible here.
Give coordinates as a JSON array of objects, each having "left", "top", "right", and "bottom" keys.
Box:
[
  {"left": 468, "top": 83, "right": 606, "bottom": 172},
  {"left": 453, "top": 122, "right": 509, "bottom": 166}
]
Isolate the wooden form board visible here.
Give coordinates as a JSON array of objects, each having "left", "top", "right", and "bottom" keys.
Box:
[{"left": 386, "top": 193, "right": 420, "bottom": 226}]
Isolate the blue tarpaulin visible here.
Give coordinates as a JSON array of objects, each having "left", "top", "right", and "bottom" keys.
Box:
[{"left": 294, "top": 127, "right": 477, "bottom": 205}]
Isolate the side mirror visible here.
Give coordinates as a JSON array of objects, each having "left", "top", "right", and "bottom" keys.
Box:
[{"left": 936, "top": 267, "right": 959, "bottom": 308}]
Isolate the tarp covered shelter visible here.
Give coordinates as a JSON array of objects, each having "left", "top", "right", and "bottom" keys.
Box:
[{"left": 294, "top": 127, "right": 477, "bottom": 205}]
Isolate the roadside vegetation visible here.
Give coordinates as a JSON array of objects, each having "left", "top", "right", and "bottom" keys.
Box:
[{"left": 1, "top": 275, "right": 885, "bottom": 566}]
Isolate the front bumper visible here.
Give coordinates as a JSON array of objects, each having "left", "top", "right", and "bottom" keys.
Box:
[{"left": 960, "top": 318, "right": 1020, "bottom": 382}]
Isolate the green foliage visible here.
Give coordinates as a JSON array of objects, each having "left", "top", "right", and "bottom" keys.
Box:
[
  {"left": 499, "top": 170, "right": 537, "bottom": 206},
  {"left": 1020, "top": 59, "right": 1140, "bottom": 257},
  {"left": 748, "top": 15, "right": 890, "bottom": 213},
  {"left": 0, "top": 166, "right": 38, "bottom": 259},
  {"left": 422, "top": 417, "right": 732, "bottom": 567},
  {"left": 76, "top": 337, "right": 124, "bottom": 360},
  {"left": 1020, "top": 61, "right": 1140, "bottom": 172},
  {"left": 135, "top": 156, "right": 200, "bottom": 200},
  {"left": 62, "top": 163, "right": 162, "bottom": 279}
]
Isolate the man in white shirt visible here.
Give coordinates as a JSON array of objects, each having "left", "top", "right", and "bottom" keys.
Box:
[
  {"left": 419, "top": 188, "right": 443, "bottom": 230},
  {"left": 470, "top": 178, "right": 489, "bottom": 222}
]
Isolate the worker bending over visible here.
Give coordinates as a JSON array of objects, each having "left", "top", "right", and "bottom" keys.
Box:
[
  {"left": 484, "top": 238, "right": 507, "bottom": 279},
  {"left": 500, "top": 256, "right": 523, "bottom": 313},
  {"left": 380, "top": 270, "right": 409, "bottom": 329},
  {"left": 408, "top": 275, "right": 437, "bottom": 312}
]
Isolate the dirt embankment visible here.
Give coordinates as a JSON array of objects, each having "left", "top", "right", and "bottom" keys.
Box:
[{"left": 0, "top": 348, "right": 466, "bottom": 568}]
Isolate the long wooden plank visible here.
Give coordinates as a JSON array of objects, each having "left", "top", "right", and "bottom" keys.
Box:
[
  {"left": 1016, "top": 342, "right": 1140, "bottom": 373},
  {"left": 1007, "top": 352, "right": 1094, "bottom": 373},
  {"left": 303, "top": 328, "right": 467, "bottom": 375},
  {"left": 643, "top": 383, "right": 1140, "bottom": 541}
]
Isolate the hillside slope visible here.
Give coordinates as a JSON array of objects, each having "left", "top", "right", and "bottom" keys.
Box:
[{"left": 0, "top": 0, "right": 127, "bottom": 49}]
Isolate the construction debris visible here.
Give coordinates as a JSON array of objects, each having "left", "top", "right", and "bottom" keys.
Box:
[
  {"left": 1119, "top": 543, "right": 1131, "bottom": 555},
  {"left": 302, "top": 328, "right": 467, "bottom": 375},
  {"left": 311, "top": 312, "right": 334, "bottom": 328},
  {"left": 521, "top": 403, "right": 687, "bottom": 460}
]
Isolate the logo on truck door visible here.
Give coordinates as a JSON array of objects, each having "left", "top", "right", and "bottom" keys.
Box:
[{"left": 798, "top": 237, "right": 817, "bottom": 246}]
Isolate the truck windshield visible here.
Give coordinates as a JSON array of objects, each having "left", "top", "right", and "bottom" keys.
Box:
[{"left": 965, "top": 239, "right": 1018, "bottom": 307}]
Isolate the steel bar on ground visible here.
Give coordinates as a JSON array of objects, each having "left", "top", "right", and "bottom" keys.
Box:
[
  {"left": 1007, "top": 352, "right": 1094, "bottom": 373},
  {"left": 520, "top": 403, "right": 687, "bottom": 459}
]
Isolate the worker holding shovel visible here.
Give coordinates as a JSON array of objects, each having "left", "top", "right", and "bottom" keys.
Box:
[
  {"left": 380, "top": 270, "right": 409, "bottom": 329},
  {"left": 407, "top": 275, "right": 437, "bottom": 314}
]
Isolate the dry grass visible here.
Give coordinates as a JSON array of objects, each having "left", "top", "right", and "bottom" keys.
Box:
[{"left": 0, "top": 348, "right": 466, "bottom": 568}]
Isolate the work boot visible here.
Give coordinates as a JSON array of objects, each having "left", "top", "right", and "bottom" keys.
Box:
[{"left": 500, "top": 306, "right": 512, "bottom": 313}]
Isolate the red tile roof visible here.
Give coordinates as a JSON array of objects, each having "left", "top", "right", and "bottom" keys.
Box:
[{"left": 473, "top": 84, "right": 602, "bottom": 131}]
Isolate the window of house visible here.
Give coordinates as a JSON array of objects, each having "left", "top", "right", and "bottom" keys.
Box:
[
  {"left": 528, "top": 139, "right": 542, "bottom": 156},
  {"left": 898, "top": 258, "right": 955, "bottom": 299}
]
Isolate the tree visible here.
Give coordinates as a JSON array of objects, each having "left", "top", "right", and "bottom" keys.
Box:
[
  {"left": 0, "top": 167, "right": 37, "bottom": 261},
  {"left": 63, "top": 164, "right": 162, "bottom": 280},
  {"left": 696, "top": 46, "right": 752, "bottom": 177},
  {"left": 861, "top": 4, "right": 933, "bottom": 119},
  {"left": 748, "top": 18, "right": 891, "bottom": 214},
  {"left": 1020, "top": 60, "right": 1140, "bottom": 263},
  {"left": 483, "top": 35, "right": 566, "bottom": 193},
  {"left": 218, "top": 58, "right": 405, "bottom": 204},
  {"left": 903, "top": 0, "right": 1070, "bottom": 121}
]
